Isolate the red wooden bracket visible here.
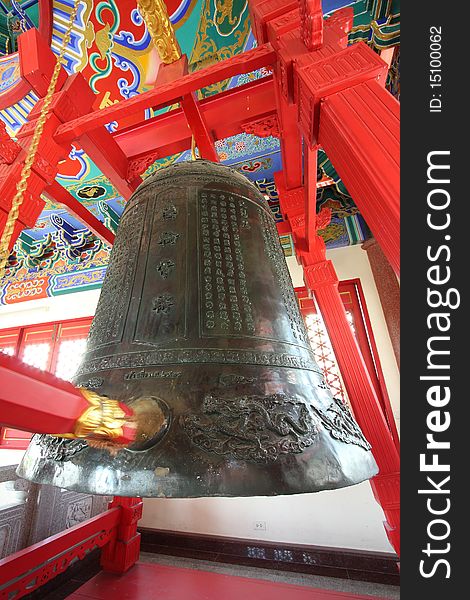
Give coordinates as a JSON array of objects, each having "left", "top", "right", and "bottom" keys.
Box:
[
  {"left": 241, "top": 113, "right": 280, "bottom": 138},
  {"left": 0, "top": 121, "right": 21, "bottom": 165},
  {"left": 79, "top": 128, "right": 140, "bottom": 199},
  {"left": 296, "top": 42, "right": 388, "bottom": 147}
]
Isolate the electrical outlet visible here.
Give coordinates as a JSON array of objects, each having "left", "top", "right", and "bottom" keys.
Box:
[{"left": 253, "top": 520, "right": 267, "bottom": 531}]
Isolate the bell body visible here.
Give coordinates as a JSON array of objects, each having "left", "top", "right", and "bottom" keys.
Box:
[{"left": 18, "top": 160, "right": 378, "bottom": 497}]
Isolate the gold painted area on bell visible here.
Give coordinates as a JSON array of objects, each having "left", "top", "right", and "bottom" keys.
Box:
[
  {"left": 127, "top": 397, "right": 171, "bottom": 451},
  {"left": 18, "top": 160, "right": 378, "bottom": 497}
]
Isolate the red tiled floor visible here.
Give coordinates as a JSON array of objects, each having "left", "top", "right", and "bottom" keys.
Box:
[{"left": 67, "top": 562, "right": 388, "bottom": 600}]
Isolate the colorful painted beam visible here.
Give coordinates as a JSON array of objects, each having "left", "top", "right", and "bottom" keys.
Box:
[{"left": 43, "top": 180, "right": 115, "bottom": 246}]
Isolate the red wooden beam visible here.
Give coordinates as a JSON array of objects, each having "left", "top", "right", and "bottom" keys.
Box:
[
  {"left": 181, "top": 92, "right": 219, "bottom": 162},
  {"left": 319, "top": 80, "right": 400, "bottom": 275},
  {"left": 0, "top": 352, "right": 134, "bottom": 443},
  {"left": 78, "top": 128, "right": 139, "bottom": 199},
  {"left": 27, "top": 72, "right": 138, "bottom": 201},
  {"left": 116, "top": 76, "right": 276, "bottom": 161},
  {"left": 44, "top": 180, "right": 115, "bottom": 246},
  {"left": 156, "top": 56, "right": 218, "bottom": 162},
  {"left": 54, "top": 44, "right": 276, "bottom": 144},
  {"left": 18, "top": 27, "right": 68, "bottom": 97}
]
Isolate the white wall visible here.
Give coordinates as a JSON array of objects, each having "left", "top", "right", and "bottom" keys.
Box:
[
  {"left": 0, "top": 247, "right": 398, "bottom": 553},
  {"left": 0, "top": 449, "right": 25, "bottom": 467},
  {"left": 140, "top": 482, "right": 389, "bottom": 551},
  {"left": 0, "top": 289, "right": 101, "bottom": 329}
]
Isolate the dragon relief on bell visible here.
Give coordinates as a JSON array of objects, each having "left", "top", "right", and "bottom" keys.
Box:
[{"left": 181, "top": 393, "right": 319, "bottom": 463}]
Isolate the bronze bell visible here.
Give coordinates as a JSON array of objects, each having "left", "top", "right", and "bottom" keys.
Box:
[{"left": 18, "top": 160, "right": 378, "bottom": 497}]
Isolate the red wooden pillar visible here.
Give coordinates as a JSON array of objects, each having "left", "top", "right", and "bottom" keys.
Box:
[
  {"left": 319, "top": 81, "right": 400, "bottom": 275},
  {"left": 100, "top": 496, "right": 143, "bottom": 573},
  {"left": 301, "top": 237, "right": 400, "bottom": 555}
]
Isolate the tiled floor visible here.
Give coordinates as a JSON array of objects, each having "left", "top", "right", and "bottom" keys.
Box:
[
  {"left": 66, "top": 560, "right": 397, "bottom": 600},
  {"left": 140, "top": 553, "right": 400, "bottom": 599}
]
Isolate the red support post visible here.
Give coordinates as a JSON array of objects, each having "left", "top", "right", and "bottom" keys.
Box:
[
  {"left": 303, "top": 143, "right": 318, "bottom": 250},
  {"left": 272, "top": 76, "right": 303, "bottom": 189},
  {"left": 100, "top": 496, "right": 143, "bottom": 574},
  {"left": 301, "top": 236, "right": 400, "bottom": 555},
  {"left": 157, "top": 56, "right": 219, "bottom": 162},
  {"left": 319, "top": 81, "right": 400, "bottom": 275}
]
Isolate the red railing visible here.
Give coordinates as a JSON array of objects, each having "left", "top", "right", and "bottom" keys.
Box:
[{"left": 0, "top": 497, "right": 143, "bottom": 599}]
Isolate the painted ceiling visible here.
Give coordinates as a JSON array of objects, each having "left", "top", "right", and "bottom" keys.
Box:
[{"left": 0, "top": 0, "right": 400, "bottom": 304}]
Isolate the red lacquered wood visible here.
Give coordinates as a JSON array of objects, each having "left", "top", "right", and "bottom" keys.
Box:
[
  {"left": 301, "top": 237, "right": 400, "bottom": 555},
  {"left": 0, "top": 508, "right": 120, "bottom": 599},
  {"left": 18, "top": 27, "right": 68, "bottom": 98},
  {"left": 101, "top": 497, "right": 143, "bottom": 574},
  {"left": 156, "top": 56, "right": 218, "bottom": 162},
  {"left": 319, "top": 81, "right": 400, "bottom": 275},
  {"left": 0, "top": 1, "right": 54, "bottom": 110},
  {"left": 304, "top": 143, "right": 318, "bottom": 249},
  {"left": 54, "top": 44, "right": 277, "bottom": 144},
  {"left": 181, "top": 92, "right": 219, "bottom": 162},
  {"left": 118, "top": 77, "right": 276, "bottom": 169}
]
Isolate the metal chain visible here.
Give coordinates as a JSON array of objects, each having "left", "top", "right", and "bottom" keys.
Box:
[{"left": 0, "top": 0, "right": 81, "bottom": 279}]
